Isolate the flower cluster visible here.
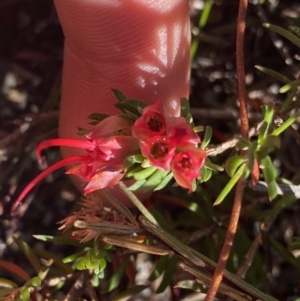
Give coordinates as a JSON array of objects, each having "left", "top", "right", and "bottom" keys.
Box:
[
  {"left": 12, "top": 97, "right": 207, "bottom": 214},
  {"left": 11, "top": 116, "right": 139, "bottom": 213},
  {"left": 132, "top": 100, "right": 207, "bottom": 191}
]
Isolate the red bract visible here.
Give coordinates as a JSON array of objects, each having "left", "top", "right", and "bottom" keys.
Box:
[
  {"left": 12, "top": 116, "right": 139, "bottom": 214},
  {"left": 172, "top": 148, "right": 207, "bottom": 191},
  {"left": 140, "top": 136, "right": 175, "bottom": 170},
  {"left": 132, "top": 100, "right": 167, "bottom": 140}
]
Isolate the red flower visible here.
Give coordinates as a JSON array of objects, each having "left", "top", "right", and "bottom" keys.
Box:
[
  {"left": 12, "top": 116, "right": 139, "bottom": 214},
  {"left": 132, "top": 100, "right": 167, "bottom": 140},
  {"left": 172, "top": 148, "right": 207, "bottom": 191},
  {"left": 140, "top": 136, "right": 176, "bottom": 171},
  {"left": 166, "top": 117, "right": 200, "bottom": 147}
]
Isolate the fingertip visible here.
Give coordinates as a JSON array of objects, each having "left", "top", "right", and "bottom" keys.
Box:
[{"left": 162, "top": 97, "right": 181, "bottom": 117}]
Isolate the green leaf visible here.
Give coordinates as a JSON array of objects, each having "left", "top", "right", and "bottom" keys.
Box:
[
  {"left": 114, "top": 102, "right": 140, "bottom": 117},
  {"left": 20, "top": 287, "right": 30, "bottom": 301},
  {"left": 154, "top": 172, "right": 174, "bottom": 191},
  {"left": 38, "top": 264, "right": 52, "bottom": 281},
  {"left": 137, "top": 169, "right": 170, "bottom": 193},
  {"left": 260, "top": 156, "right": 278, "bottom": 200},
  {"left": 25, "top": 276, "right": 41, "bottom": 288},
  {"left": 148, "top": 209, "right": 171, "bottom": 231},
  {"left": 256, "top": 135, "right": 280, "bottom": 160},
  {"left": 289, "top": 237, "right": 300, "bottom": 251},
  {"left": 280, "top": 89, "right": 297, "bottom": 113},
  {"left": 200, "top": 126, "right": 212, "bottom": 149},
  {"left": 255, "top": 65, "right": 291, "bottom": 84},
  {"left": 204, "top": 158, "right": 224, "bottom": 172},
  {"left": 289, "top": 26, "right": 300, "bottom": 38},
  {"left": 87, "top": 113, "right": 109, "bottom": 122},
  {"left": 279, "top": 79, "right": 300, "bottom": 94},
  {"left": 270, "top": 238, "right": 300, "bottom": 272},
  {"left": 193, "top": 125, "right": 205, "bottom": 132},
  {"left": 199, "top": 166, "right": 213, "bottom": 183},
  {"left": 125, "top": 164, "right": 145, "bottom": 178},
  {"left": 180, "top": 98, "right": 191, "bottom": 118},
  {"left": 271, "top": 195, "right": 297, "bottom": 217},
  {"left": 133, "top": 166, "right": 157, "bottom": 181},
  {"left": 236, "top": 137, "right": 251, "bottom": 150},
  {"left": 114, "top": 99, "right": 146, "bottom": 119},
  {"left": 225, "top": 155, "right": 246, "bottom": 177},
  {"left": 272, "top": 114, "right": 299, "bottom": 136},
  {"left": 191, "top": 0, "right": 214, "bottom": 61},
  {"left": 261, "top": 104, "right": 274, "bottom": 130},
  {"left": 263, "top": 23, "right": 300, "bottom": 47},
  {"left": 266, "top": 181, "right": 278, "bottom": 201},
  {"left": 112, "top": 89, "right": 127, "bottom": 102},
  {"left": 214, "top": 163, "right": 247, "bottom": 206},
  {"left": 260, "top": 156, "right": 277, "bottom": 182},
  {"left": 86, "top": 250, "right": 98, "bottom": 270},
  {"left": 13, "top": 237, "right": 41, "bottom": 275},
  {"left": 155, "top": 256, "right": 178, "bottom": 293},
  {"left": 98, "top": 258, "right": 107, "bottom": 272},
  {"left": 33, "top": 235, "right": 89, "bottom": 247},
  {"left": 111, "top": 285, "right": 148, "bottom": 301},
  {"left": 77, "top": 127, "right": 89, "bottom": 136},
  {"left": 63, "top": 251, "right": 86, "bottom": 264},
  {"left": 148, "top": 256, "right": 169, "bottom": 281},
  {"left": 75, "top": 256, "right": 87, "bottom": 270},
  {"left": 141, "top": 159, "right": 152, "bottom": 168},
  {"left": 125, "top": 98, "right": 147, "bottom": 111},
  {"left": 92, "top": 272, "right": 100, "bottom": 286},
  {"left": 260, "top": 156, "right": 277, "bottom": 183},
  {"left": 262, "top": 135, "right": 281, "bottom": 149},
  {"left": 34, "top": 249, "right": 74, "bottom": 274},
  {"left": 103, "top": 257, "right": 130, "bottom": 293},
  {"left": 124, "top": 154, "right": 145, "bottom": 170},
  {"left": 174, "top": 280, "right": 202, "bottom": 292},
  {"left": 0, "top": 278, "right": 18, "bottom": 288}
]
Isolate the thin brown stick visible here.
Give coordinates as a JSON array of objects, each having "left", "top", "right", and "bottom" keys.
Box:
[
  {"left": 204, "top": 1, "right": 249, "bottom": 300},
  {"left": 236, "top": 2, "right": 249, "bottom": 140}
]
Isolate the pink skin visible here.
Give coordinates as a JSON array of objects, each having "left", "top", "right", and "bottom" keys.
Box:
[
  {"left": 54, "top": 0, "right": 191, "bottom": 141},
  {"left": 46, "top": 0, "right": 190, "bottom": 206}
]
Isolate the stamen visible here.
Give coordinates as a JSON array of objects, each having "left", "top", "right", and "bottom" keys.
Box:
[
  {"left": 11, "top": 155, "right": 90, "bottom": 215},
  {"left": 36, "top": 139, "right": 95, "bottom": 164}
]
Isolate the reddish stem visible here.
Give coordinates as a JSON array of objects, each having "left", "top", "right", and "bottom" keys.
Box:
[
  {"left": 11, "top": 155, "right": 89, "bottom": 215},
  {"left": 204, "top": 0, "right": 249, "bottom": 300}
]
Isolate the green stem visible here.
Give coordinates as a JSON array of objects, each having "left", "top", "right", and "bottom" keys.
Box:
[{"left": 118, "top": 182, "right": 158, "bottom": 226}]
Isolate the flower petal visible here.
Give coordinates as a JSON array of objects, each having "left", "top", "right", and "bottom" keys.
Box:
[
  {"left": 87, "top": 116, "right": 132, "bottom": 139},
  {"left": 12, "top": 155, "right": 89, "bottom": 215},
  {"left": 132, "top": 100, "right": 167, "bottom": 140},
  {"left": 140, "top": 136, "right": 175, "bottom": 170},
  {"left": 167, "top": 117, "right": 200, "bottom": 147},
  {"left": 84, "top": 171, "right": 124, "bottom": 195},
  {"left": 172, "top": 148, "right": 207, "bottom": 191}
]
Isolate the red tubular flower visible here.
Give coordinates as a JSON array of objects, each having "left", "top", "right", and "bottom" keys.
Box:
[
  {"left": 12, "top": 116, "right": 139, "bottom": 214},
  {"left": 172, "top": 148, "right": 207, "bottom": 191},
  {"left": 140, "top": 136, "right": 176, "bottom": 171}
]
